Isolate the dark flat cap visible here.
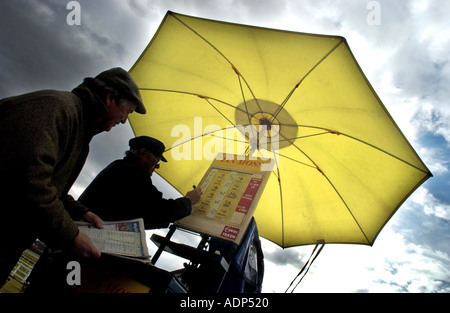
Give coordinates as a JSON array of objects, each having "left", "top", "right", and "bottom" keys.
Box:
[
  {"left": 96, "top": 67, "right": 146, "bottom": 114},
  {"left": 129, "top": 136, "right": 167, "bottom": 162}
]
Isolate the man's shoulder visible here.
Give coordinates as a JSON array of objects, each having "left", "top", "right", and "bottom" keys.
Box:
[
  {"left": 5, "top": 89, "right": 77, "bottom": 102},
  {"left": 1, "top": 89, "right": 81, "bottom": 113},
  {"left": 33, "top": 90, "right": 80, "bottom": 107},
  {"left": 94, "top": 159, "right": 151, "bottom": 188},
  {"left": 104, "top": 159, "right": 144, "bottom": 174}
]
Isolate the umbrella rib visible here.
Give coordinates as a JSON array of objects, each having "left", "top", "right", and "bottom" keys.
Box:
[
  {"left": 237, "top": 75, "right": 254, "bottom": 127},
  {"left": 141, "top": 87, "right": 255, "bottom": 150},
  {"left": 140, "top": 88, "right": 255, "bottom": 130},
  {"left": 165, "top": 125, "right": 238, "bottom": 152},
  {"left": 139, "top": 88, "right": 247, "bottom": 113},
  {"left": 166, "top": 124, "right": 267, "bottom": 155},
  {"left": 276, "top": 158, "right": 285, "bottom": 247},
  {"left": 171, "top": 13, "right": 274, "bottom": 153},
  {"left": 339, "top": 133, "right": 431, "bottom": 175},
  {"left": 270, "top": 39, "right": 345, "bottom": 123},
  {"left": 268, "top": 130, "right": 370, "bottom": 244},
  {"left": 277, "top": 153, "right": 317, "bottom": 169},
  {"left": 261, "top": 149, "right": 285, "bottom": 247},
  {"left": 171, "top": 13, "right": 232, "bottom": 66},
  {"left": 204, "top": 98, "right": 236, "bottom": 127},
  {"left": 293, "top": 143, "right": 372, "bottom": 244},
  {"left": 171, "top": 13, "right": 264, "bottom": 119},
  {"left": 277, "top": 131, "right": 372, "bottom": 244},
  {"left": 281, "top": 122, "right": 429, "bottom": 176},
  {"left": 235, "top": 66, "right": 264, "bottom": 114},
  {"left": 321, "top": 171, "right": 371, "bottom": 244},
  {"left": 285, "top": 132, "right": 329, "bottom": 141},
  {"left": 242, "top": 119, "right": 426, "bottom": 175},
  {"left": 237, "top": 75, "right": 259, "bottom": 155},
  {"left": 297, "top": 125, "right": 430, "bottom": 175},
  {"left": 278, "top": 127, "right": 428, "bottom": 245}
]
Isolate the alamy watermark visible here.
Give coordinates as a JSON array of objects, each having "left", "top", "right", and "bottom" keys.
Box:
[
  {"left": 170, "top": 117, "right": 280, "bottom": 172},
  {"left": 66, "top": 1, "right": 81, "bottom": 26},
  {"left": 367, "top": 1, "right": 381, "bottom": 26},
  {"left": 65, "top": 1, "right": 381, "bottom": 27},
  {"left": 66, "top": 260, "right": 81, "bottom": 285}
]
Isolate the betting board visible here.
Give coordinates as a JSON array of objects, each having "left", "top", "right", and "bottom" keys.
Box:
[{"left": 175, "top": 154, "right": 272, "bottom": 245}]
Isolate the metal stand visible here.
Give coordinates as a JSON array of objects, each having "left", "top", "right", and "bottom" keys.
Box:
[
  {"left": 150, "top": 224, "right": 230, "bottom": 293},
  {"left": 151, "top": 224, "right": 177, "bottom": 265}
]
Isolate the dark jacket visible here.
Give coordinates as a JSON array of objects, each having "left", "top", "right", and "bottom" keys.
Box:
[
  {"left": 0, "top": 82, "right": 107, "bottom": 284},
  {"left": 78, "top": 154, "right": 192, "bottom": 229}
]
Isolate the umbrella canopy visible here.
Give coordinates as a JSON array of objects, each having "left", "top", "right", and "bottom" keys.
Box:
[{"left": 128, "top": 11, "right": 432, "bottom": 248}]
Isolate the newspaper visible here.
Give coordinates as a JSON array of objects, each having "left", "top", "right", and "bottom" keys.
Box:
[{"left": 76, "top": 218, "right": 150, "bottom": 262}]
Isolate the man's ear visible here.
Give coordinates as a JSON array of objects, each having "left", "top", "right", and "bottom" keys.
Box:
[
  {"left": 105, "top": 91, "right": 113, "bottom": 109},
  {"left": 137, "top": 148, "right": 147, "bottom": 157}
]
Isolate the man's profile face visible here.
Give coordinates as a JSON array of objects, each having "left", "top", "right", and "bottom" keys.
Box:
[{"left": 99, "top": 96, "right": 136, "bottom": 132}]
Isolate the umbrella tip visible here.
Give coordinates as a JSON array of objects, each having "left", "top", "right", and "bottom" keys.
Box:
[{"left": 232, "top": 65, "right": 241, "bottom": 76}]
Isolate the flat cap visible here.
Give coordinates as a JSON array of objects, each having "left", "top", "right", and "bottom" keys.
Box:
[
  {"left": 129, "top": 136, "right": 167, "bottom": 162},
  {"left": 96, "top": 67, "right": 146, "bottom": 114}
]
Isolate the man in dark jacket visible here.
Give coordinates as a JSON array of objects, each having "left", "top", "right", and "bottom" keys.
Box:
[
  {"left": 78, "top": 136, "right": 202, "bottom": 229},
  {"left": 0, "top": 68, "right": 146, "bottom": 286}
]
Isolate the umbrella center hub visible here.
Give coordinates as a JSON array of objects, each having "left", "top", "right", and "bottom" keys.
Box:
[
  {"left": 235, "top": 99, "right": 298, "bottom": 149},
  {"left": 259, "top": 117, "right": 272, "bottom": 130}
]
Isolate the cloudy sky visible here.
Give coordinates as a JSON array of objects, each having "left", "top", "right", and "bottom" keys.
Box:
[{"left": 1, "top": 0, "right": 449, "bottom": 293}]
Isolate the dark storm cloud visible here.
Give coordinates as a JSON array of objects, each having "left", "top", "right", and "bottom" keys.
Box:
[
  {"left": 0, "top": 0, "right": 148, "bottom": 98},
  {"left": 0, "top": 0, "right": 81, "bottom": 96}
]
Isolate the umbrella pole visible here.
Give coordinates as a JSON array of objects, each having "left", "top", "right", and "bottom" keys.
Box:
[{"left": 285, "top": 241, "right": 325, "bottom": 293}]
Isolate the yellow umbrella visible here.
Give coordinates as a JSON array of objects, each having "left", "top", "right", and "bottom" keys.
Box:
[{"left": 128, "top": 11, "right": 432, "bottom": 248}]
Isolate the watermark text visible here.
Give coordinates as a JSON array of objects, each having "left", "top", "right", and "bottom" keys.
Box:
[
  {"left": 170, "top": 117, "right": 279, "bottom": 171},
  {"left": 367, "top": 1, "right": 381, "bottom": 26},
  {"left": 66, "top": 1, "right": 81, "bottom": 26}
]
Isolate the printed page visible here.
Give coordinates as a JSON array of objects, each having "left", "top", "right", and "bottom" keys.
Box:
[{"left": 76, "top": 219, "right": 150, "bottom": 259}]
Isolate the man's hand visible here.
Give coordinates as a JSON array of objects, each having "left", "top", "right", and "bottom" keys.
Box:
[
  {"left": 71, "top": 211, "right": 103, "bottom": 259},
  {"left": 71, "top": 231, "right": 101, "bottom": 259},
  {"left": 80, "top": 211, "right": 103, "bottom": 229},
  {"left": 185, "top": 187, "right": 202, "bottom": 205}
]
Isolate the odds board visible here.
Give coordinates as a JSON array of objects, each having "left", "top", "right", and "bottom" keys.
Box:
[{"left": 175, "top": 154, "right": 272, "bottom": 244}]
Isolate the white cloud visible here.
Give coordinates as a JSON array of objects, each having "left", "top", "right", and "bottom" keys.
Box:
[
  {"left": 411, "top": 187, "right": 450, "bottom": 221},
  {"left": 418, "top": 147, "right": 449, "bottom": 177},
  {"left": 265, "top": 225, "right": 450, "bottom": 293}
]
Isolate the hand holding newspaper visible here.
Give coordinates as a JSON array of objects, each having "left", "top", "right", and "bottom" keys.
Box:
[{"left": 76, "top": 218, "right": 150, "bottom": 261}]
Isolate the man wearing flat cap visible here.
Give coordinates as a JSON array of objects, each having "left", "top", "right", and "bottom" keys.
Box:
[
  {"left": 78, "top": 136, "right": 202, "bottom": 230},
  {"left": 0, "top": 67, "right": 146, "bottom": 287}
]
